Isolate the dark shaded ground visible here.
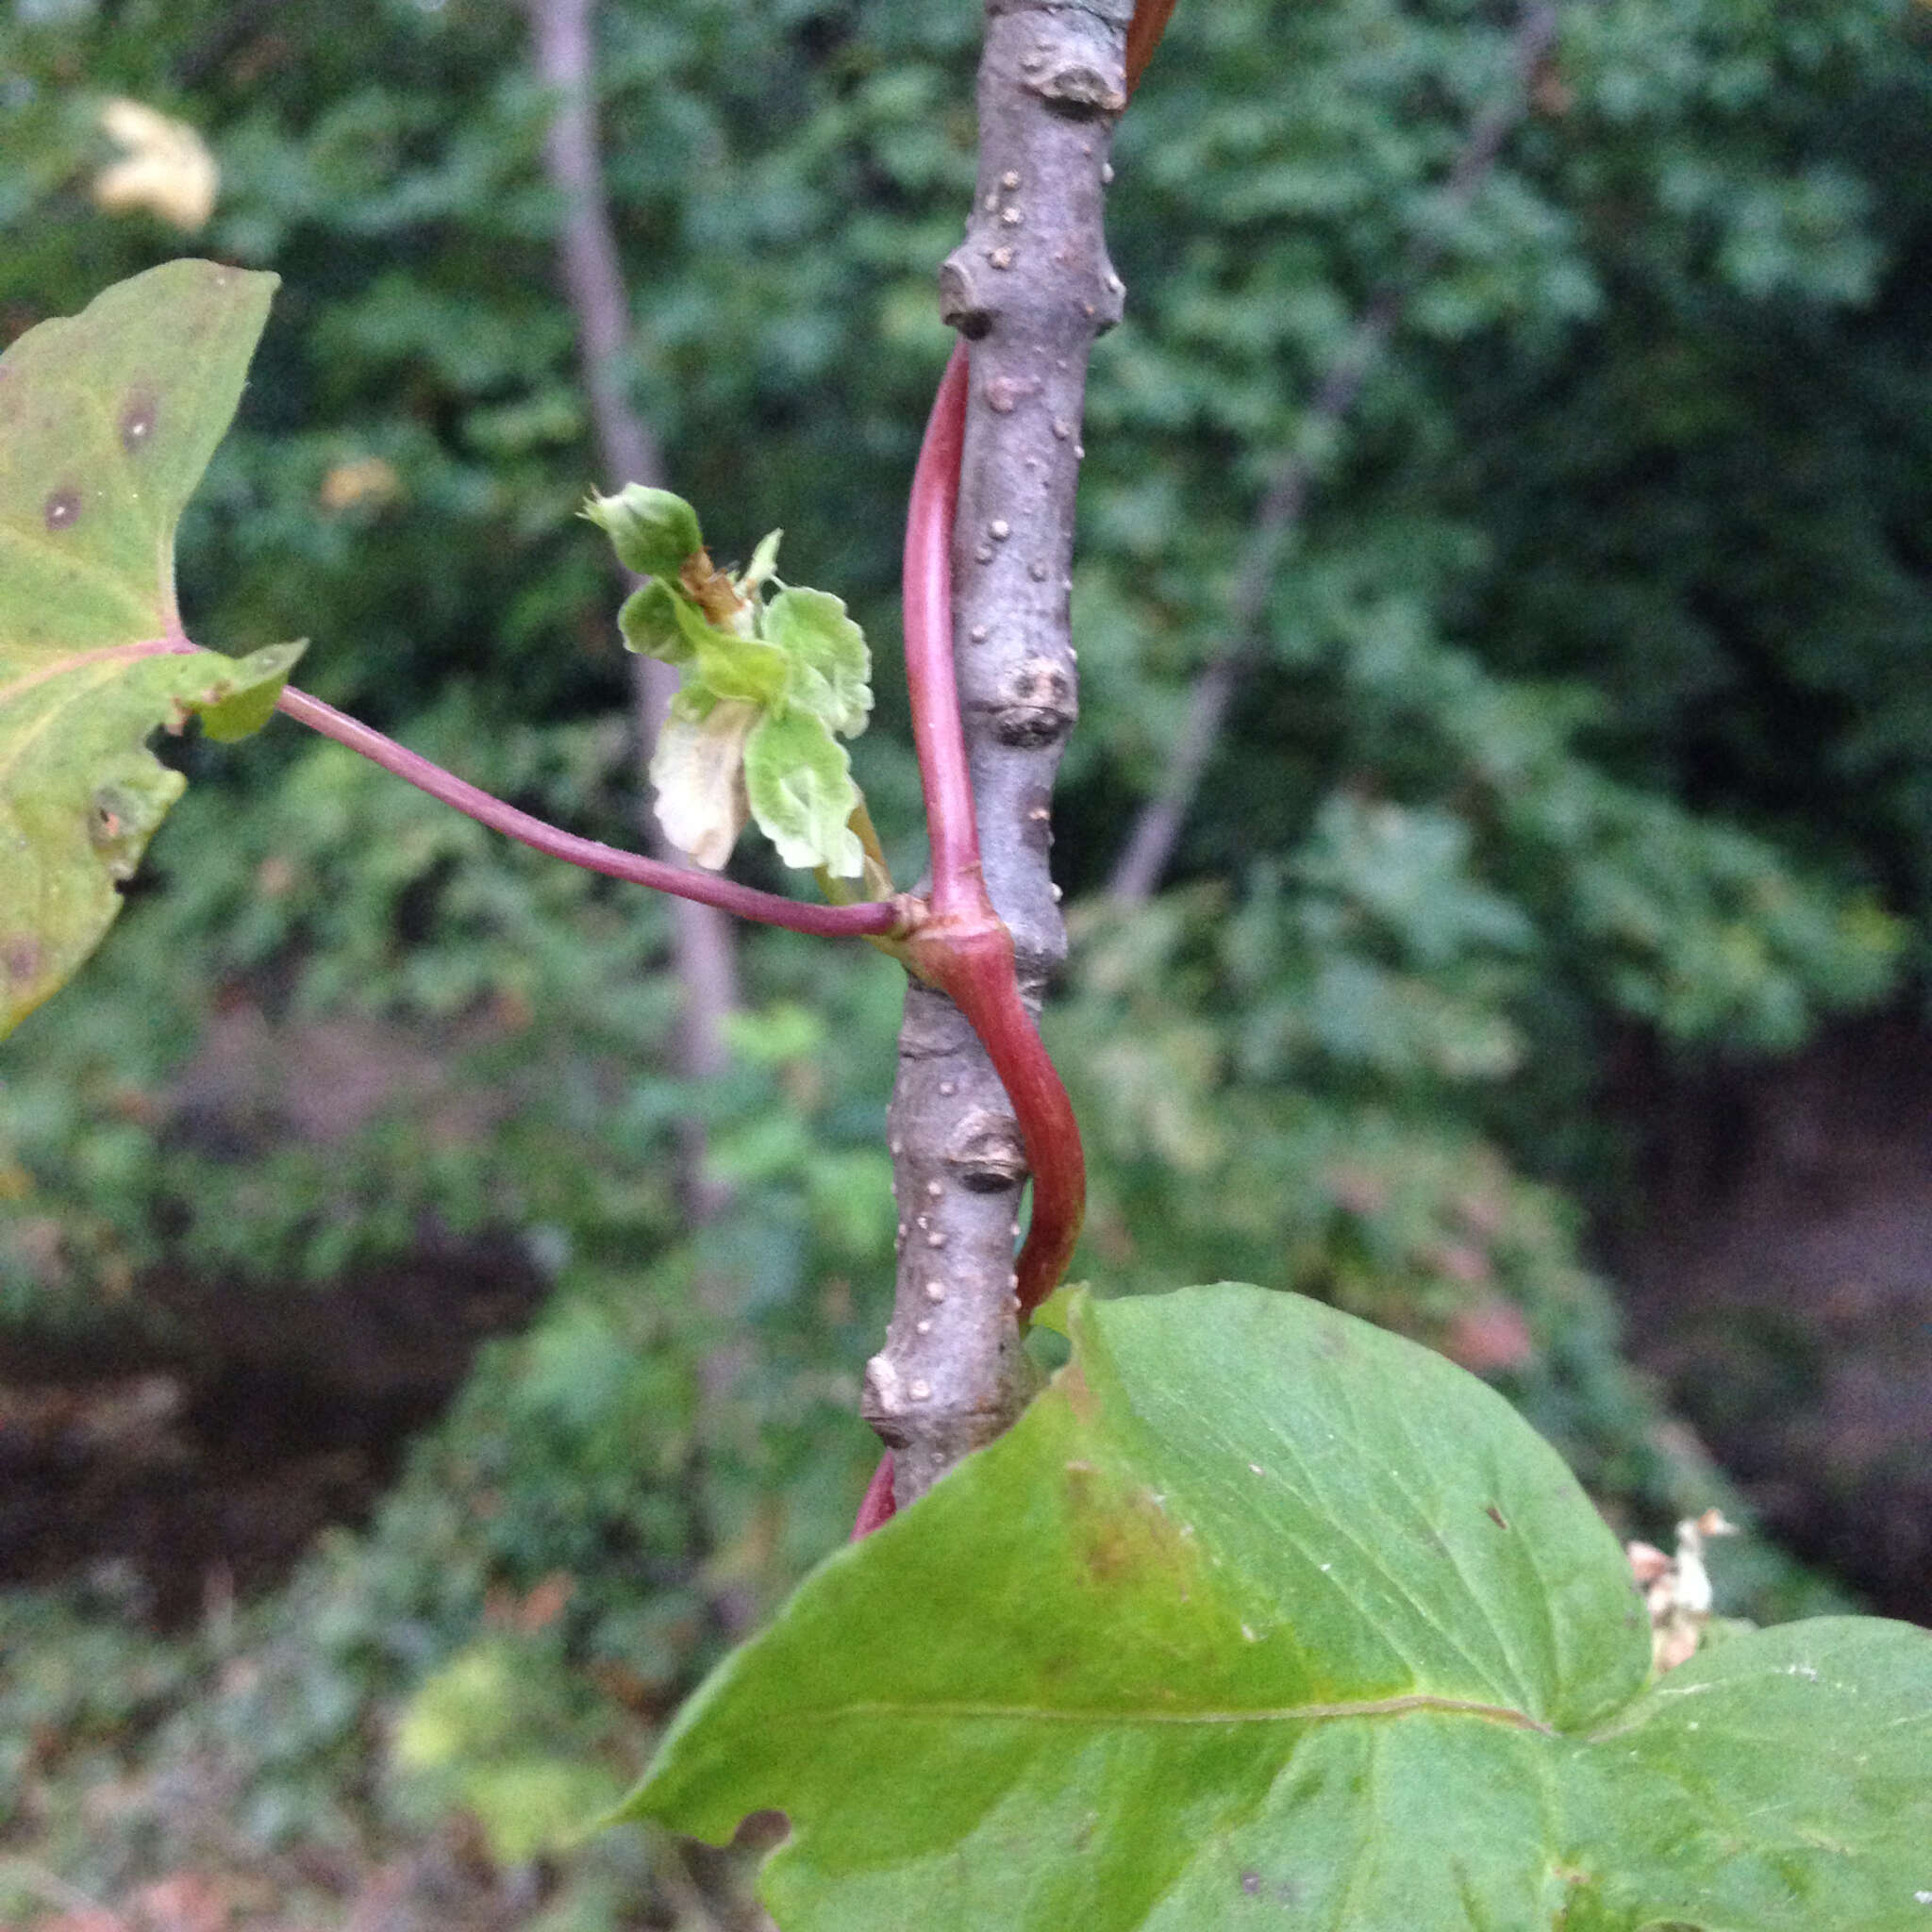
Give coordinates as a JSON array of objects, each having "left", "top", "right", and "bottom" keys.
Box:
[
  {"left": 1, "top": 1002, "right": 548, "bottom": 1624},
  {"left": 1611, "top": 1010, "right": 1932, "bottom": 1624},
  {"left": 0, "top": 1244, "right": 545, "bottom": 1626}
]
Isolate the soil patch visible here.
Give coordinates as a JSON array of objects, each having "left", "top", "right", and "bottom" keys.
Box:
[{"left": 0, "top": 1243, "right": 545, "bottom": 1626}]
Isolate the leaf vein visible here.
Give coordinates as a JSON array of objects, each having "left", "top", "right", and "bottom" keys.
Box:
[{"left": 782, "top": 1691, "right": 1555, "bottom": 1734}]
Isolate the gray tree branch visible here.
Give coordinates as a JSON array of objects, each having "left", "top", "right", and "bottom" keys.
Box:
[
  {"left": 1108, "top": 1, "right": 1563, "bottom": 904},
  {"left": 862, "top": 0, "right": 1134, "bottom": 1506}
]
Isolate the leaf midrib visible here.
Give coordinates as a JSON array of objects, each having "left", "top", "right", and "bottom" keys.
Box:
[
  {"left": 780, "top": 1691, "right": 1558, "bottom": 1736},
  {"left": 0, "top": 636, "right": 183, "bottom": 708}
]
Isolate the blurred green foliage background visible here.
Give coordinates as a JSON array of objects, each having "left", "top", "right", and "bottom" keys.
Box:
[{"left": 2, "top": 0, "right": 1929, "bottom": 1924}]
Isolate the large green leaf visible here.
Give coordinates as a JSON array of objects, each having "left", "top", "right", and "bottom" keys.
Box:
[
  {"left": 0, "top": 259, "right": 299, "bottom": 1037},
  {"left": 625, "top": 1285, "right": 1932, "bottom": 1930}
]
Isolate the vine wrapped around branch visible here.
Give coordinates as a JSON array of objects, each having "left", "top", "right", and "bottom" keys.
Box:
[{"left": 862, "top": 0, "right": 1138, "bottom": 1508}]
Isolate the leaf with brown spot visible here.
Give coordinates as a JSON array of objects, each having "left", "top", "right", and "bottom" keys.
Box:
[
  {"left": 622, "top": 1286, "right": 1932, "bottom": 1930},
  {"left": 0, "top": 259, "right": 301, "bottom": 1038}
]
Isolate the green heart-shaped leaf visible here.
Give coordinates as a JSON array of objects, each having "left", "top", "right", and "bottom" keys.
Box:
[
  {"left": 0, "top": 258, "right": 299, "bottom": 1037},
  {"left": 623, "top": 1285, "right": 1932, "bottom": 1930}
]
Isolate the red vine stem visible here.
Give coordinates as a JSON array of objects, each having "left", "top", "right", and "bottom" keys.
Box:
[
  {"left": 869, "top": 0, "right": 1182, "bottom": 1539},
  {"left": 1125, "top": 0, "right": 1177, "bottom": 94},
  {"left": 886, "top": 0, "right": 1180, "bottom": 1335},
  {"left": 849, "top": 1451, "right": 898, "bottom": 1540},
  {"left": 958, "top": 945, "right": 1086, "bottom": 1313},
  {"left": 275, "top": 685, "right": 907, "bottom": 941},
  {"left": 900, "top": 351, "right": 1085, "bottom": 1315},
  {"left": 904, "top": 346, "right": 985, "bottom": 923}
]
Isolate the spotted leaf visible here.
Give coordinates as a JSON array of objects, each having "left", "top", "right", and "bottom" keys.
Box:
[{"left": 0, "top": 259, "right": 299, "bottom": 1038}]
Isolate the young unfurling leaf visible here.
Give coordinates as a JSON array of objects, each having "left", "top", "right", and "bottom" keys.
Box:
[
  {"left": 649, "top": 690, "right": 758, "bottom": 871},
  {"left": 617, "top": 579, "right": 688, "bottom": 662},
  {"left": 765, "top": 587, "right": 871, "bottom": 739},
  {"left": 741, "top": 527, "right": 784, "bottom": 593},
  {"left": 683, "top": 601, "right": 791, "bottom": 709},
  {"left": 589, "top": 495, "right": 876, "bottom": 878},
  {"left": 744, "top": 709, "right": 864, "bottom": 877}
]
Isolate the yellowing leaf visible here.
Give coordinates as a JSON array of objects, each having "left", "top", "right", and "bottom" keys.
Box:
[{"left": 0, "top": 260, "right": 296, "bottom": 1038}]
